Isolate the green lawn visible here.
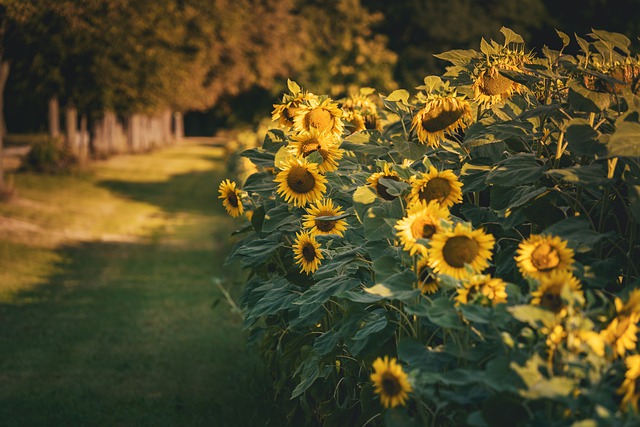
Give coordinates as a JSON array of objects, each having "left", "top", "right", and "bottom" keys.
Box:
[{"left": 0, "top": 139, "right": 286, "bottom": 426}]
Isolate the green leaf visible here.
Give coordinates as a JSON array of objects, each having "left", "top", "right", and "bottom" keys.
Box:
[
  {"left": 546, "top": 164, "right": 608, "bottom": 185},
  {"left": 544, "top": 216, "right": 613, "bottom": 253},
  {"left": 628, "top": 184, "right": 640, "bottom": 222},
  {"left": 508, "top": 305, "right": 556, "bottom": 328},
  {"left": 353, "top": 185, "right": 377, "bottom": 205},
  {"left": 406, "top": 298, "right": 465, "bottom": 330},
  {"left": 287, "top": 79, "right": 301, "bottom": 95},
  {"left": 510, "top": 355, "right": 576, "bottom": 399},
  {"left": 306, "top": 150, "right": 324, "bottom": 165},
  {"left": 378, "top": 177, "right": 410, "bottom": 196},
  {"left": 490, "top": 185, "right": 547, "bottom": 211},
  {"left": 608, "top": 115, "right": 640, "bottom": 157},
  {"left": 240, "top": 148, "right": 275, "bottom": 169},
  {"left": 385, "top": 89, "right": 410, "bottom": 104},
  {"left": 460, "top": 162, "right": 491, "bottom": 193},
  {"left": 291, "top": 354, "right": 321, "bottom": 399},
  {"left": 500, "top": 27, "right": 524, "bottom": 45},
  {"left": 262, "top": 204, "right": 298, "bottom": 233},
  {"left": 393, "top": 139, "right": 429, "bottom": 160},
  {"left": 486, "top": 154, "right": 546, "bottom": 186},
  {"left": 295, "top": 275, "right": 361, "bottom": 320},
  {"left": 243, "top": 172, "right": 276, "bottom": 197},
  {"left": 565, "top": 118, "right": 607, "bottom": 157},
  {"left": 433, "top": 49, "right": 478, "bottom": 66},
  {"left": 352, "top": 311, "right": 388, "bottom": 340},
  {"left": 556, "top": 29, "right": 570, "bottom": 48},
  {"left": 567, "top": 80, "right": 612, "bottom": 113}
]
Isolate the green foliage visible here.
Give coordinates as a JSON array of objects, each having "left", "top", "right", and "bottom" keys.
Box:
[
  {"left": 223, "top": 28, "right": 640, "bottom": 426},
  {"left": 21, "top": 135, "right": 76, "bottom": 173}
]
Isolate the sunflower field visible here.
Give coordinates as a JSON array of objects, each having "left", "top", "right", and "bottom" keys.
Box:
[{"left": 218, "top": 28, "right": 640, "bottom": 426}]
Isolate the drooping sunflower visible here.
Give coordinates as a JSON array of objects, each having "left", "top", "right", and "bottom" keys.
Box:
[
  {"left": 530, "top": 270, "right": 583, "bottom": 314},
  {"left": 395, "top": 200, "right": 451, "bottom": 257},
  {"left": 274, "top": 157, "right": 327, "bottom": 207},
  {"left": 302, "top": 198, "right": 348, "bottom": 237},
  {"left": 455, "top": 274, "right": 507, "bottom": 306},
  {"left": 428, "top": 222, "right": 495, "bottom": 280},
  {"left": 367, "top": 164, "right": 403, "bottom": 201},
  {"left": 601, "top": 312, "right": 640, "bottom": 359},
  {"left": 515, "top": 234, "right": 575, "bottom": 280},
  {"left": 370, "top": 356, "right": 412, "bottom": 409},
  {"left": 473, "top": 62, "right": 527, "bottom": 107},
  {"left": 416, "top": 257, "right": 439, "bottom": 295},
  {"left": 289, "top": 129, "right": 343, "bottom": 173},
  {"left": 341, "top": 91, "right": 381, "bottom": 133},
  {"left": 272, "top": 91, "right": 317, "bottom": 128},
  {"left": 293, "top": 97, "right": 344, "bottom": 136},
  {"left": 292, "top": 231, "right": 324, "bottom": 275},
  {"left": 218, "top": 179, "right": 244, "bottom": 217},
  {"left": 618, "top": 354, "right": 640, "bottom": 412},
  {"left": 411, "top": 96, "right": 473, "bottom": 147},
  {"left": 408, "top": 166, "right": 463, "bottom": 209}
]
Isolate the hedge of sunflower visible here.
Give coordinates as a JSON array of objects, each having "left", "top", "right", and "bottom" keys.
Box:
[{"left": 218, "top": 28, "right": 640, "bottom": 426}]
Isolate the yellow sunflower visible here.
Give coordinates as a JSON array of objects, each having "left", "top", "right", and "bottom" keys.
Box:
[
  {"left": 530, "top": 270, "right": 583, "bottom": 314},
  {"left": 293, "top": 97, "right": 344, "bottom": 136},
  {"left": 515, "top": 234, "right": 575, "bottom": 280},
  {"left": 218, "top": 179, "right": 244, "bottom": 218},
  {"left": 395, "top": 200, "right": 451, "bottom": 257},
  {"left": 601, "top": 312, "right": 640, "bottom": 359},
  {"left": 292, "top": 231, "right": 324, "bottom": 275},
  {"left": 473, "top": 63, "right": 526, "bottom": 107},
  {"left": 616, "top": 289, "right": 640, "bottom": 318},
  {"left": 410, "top": 96, "right": 473, "bottom": 148},
  {"left": 341, "top": 91, "right": 381, "bottom": 133},
  {"left": 274, "top": 157, "right": 327, "bottom": 207},
  {"left": 367, "top": 164, "right": 403, "bottom": 201},
  {"left": 428, "top": 222, "right": 495, "bottom": 280},
  {"left": 618, "top": 354, "right": 640, "bottom": 412},
  {"left": 455, "top": 274, "right": 507, "bottom": 306},
  {"left": 370, "top": 356, "right": 412, "bottom": 409},
  {"left": 416, "top": 257, "right": 439, "bottom": 295},
  {"left": 408, "top": 166, "right": 463, "bottom": 209},
  {"left": 289, "top": 129, "right": 343, "bottom": 173},
  {"left": 272, "top": 91, "right": 317, "bottom": 128},
  {"left": 302, "top": 198, "right": 348, "bottom": 237}
]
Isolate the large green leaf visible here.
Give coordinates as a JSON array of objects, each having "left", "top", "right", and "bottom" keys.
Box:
[
  {"left": 567, "top": 80, "right": 612, "bottom": 113},
  {"left": 486, "top": 154, "right": 546, "bottom": 186},
  {"left": 546, "top": 163, "right": 608, "bottom": 185},
  {"left": 565, "top": 118, "right": 607, "bottom": 157},
  {"left": 607, "top": 114, "right": 640, "bottom": 157},
  {"left": 490, "top": 185, "right": 547, "bottom": 211}
]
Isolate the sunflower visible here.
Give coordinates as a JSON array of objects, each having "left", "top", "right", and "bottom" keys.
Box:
[
  {"left": 618, "top": 354, "right": 640, "bottom": 412},
  {"left": 367, "top": 164, "right": 403, "bottom": 201},
  {"left": 408, "top": 166, "right": 463, "bottom": 209},
  {"left": 274, "top": 157, "right": 327, "bottom": 207},
  {"left": 530, "top": 270, "right": 583, "bottom": 315},
  {"left": 455, "top": 274, "right": 507, "bottom": 306},
  {"left": 218, "top": 179, "right": 244, "bottom": 217},
  {"left": 410, "top": 96, "right": 473, "bottom": 147},
  {"left": 616, "top": 290, "right": 640, "bottom": 318},
  {"left": 428, "top": 222, "right": 495, "bottom": 280},
  {"left": 416, "top": 257, "right": 439, "bottom": 294},
  {"left": 293, "top": 97, "right": 344, "bottom": 136},
  {"left": 292, "top": 231, "right": 324, "bottom": 274},
  {"left": 272, "top": 91, "right": 317, "bottom": 128},
  {"left": 370, "top": 356, "right": 412, "bottom": 409},
  {"left": 601, "top": 312, "right": 640, "bottom": 358},
  {"left": 341, "top": 91, "right": 381, "bottom": 133},
  {"left": 515, "top": 234, "right": 575, "bottom": 280},
  {"left": 289, "top": 129, "right": 343, "bottom": 173},
  {"left": 395, "top": 200, "right": 451, "bottom": 257},
  {"left": 473, "top": 63, "right": 526, "bottom": 107},
  {"left": 302, "top": 198, "right": 348, "bottom": 237}
]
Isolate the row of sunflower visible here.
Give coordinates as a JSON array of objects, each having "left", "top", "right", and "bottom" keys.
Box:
[{"left": 218, "top": 28, "right": 640, "bottom": 426}]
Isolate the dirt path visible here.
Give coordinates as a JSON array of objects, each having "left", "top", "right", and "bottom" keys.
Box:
[{"left": 0, "top": 138, "right": 285, "bottom": 426}]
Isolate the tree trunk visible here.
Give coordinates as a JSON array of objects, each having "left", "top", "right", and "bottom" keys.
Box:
[
  {"left": 79, "top": 113, "right": 88, "bottom": 166},
  {"left": 65, "top": 104, "right": 78, "bottom": 156},
  {"left": 0, "top": 60, "right": 10, "bottom": 190},
  {"left": 48, "top": 96, "right": 60, "bottom": 138},
  {"left": 173, "top": 111, "right": 184, "bottom": 142}
]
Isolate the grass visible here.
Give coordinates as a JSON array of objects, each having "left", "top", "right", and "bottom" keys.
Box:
[{"left": 0, "top": 139, "right": 288, "bottom": 426}]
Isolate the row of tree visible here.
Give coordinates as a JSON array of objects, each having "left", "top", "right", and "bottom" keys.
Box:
[{"left": 0, "top": 0, "right": 398, "bottom": 191}]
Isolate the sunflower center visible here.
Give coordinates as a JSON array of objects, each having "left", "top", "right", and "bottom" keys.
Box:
[
  {"left": 302, "top": 243, "right": 317, "bottom": 262},
  {"left": 227, "top": 191, "right": 239, "bottom": 208},
  {"left": 410, "top": 218, "right": 436, "bottom": 240},
  {"left": 479, "top": 69, "right": 515, "bottom": 96},
  {"left": 531, "top": 243, "right": 560, "bottom": 271},
  {"left": 315, "top": 211, "right": 337, "bottom": 233},
  {"left": 376, "top": 175, "right": 399, "bottom": 201},
  {"left": 300, "top": 138, "right": 321, "bottom": 157},
  {"left": 283, "top": 105, "right": 299, "bottom": 122},
  {"left": 541, "top": 289, "right": 564, "bottom": 313},
  {"left": 380, "top": 372, "right": 401, "bottom": 397},
  {"left": 306, "top": 108, "right": 334, "bottom": 131},
  {"left": 442, "top": 236, "right": 480, "bottom": 268},
  {"left": 420, "top": 106, "right": 465, "bottom": 133},
  {"left": 419, "top": 178, "right": 451, "bottom": 204},
  {"left": 364, "top": 114, "right": 380, "bottom": 130},
  {"left": 418, "top": 266, "right": 430, "bottom": 284},
  {"left": 287, "top": 165, "right": 316, "bottom": 194}
]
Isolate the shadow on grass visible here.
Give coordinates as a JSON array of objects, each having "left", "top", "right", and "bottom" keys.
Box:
[{"left": 0, "top": 238, "right": 288, "bottom": 427}]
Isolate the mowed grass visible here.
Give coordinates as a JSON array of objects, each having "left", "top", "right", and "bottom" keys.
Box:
[{"left": 0, "top": 140, "right": 286, "bottom": 426}]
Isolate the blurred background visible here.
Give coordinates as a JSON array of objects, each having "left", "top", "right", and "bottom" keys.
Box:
[{"left": 2, "top": 0, "right": 639, "bottom": 139}]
